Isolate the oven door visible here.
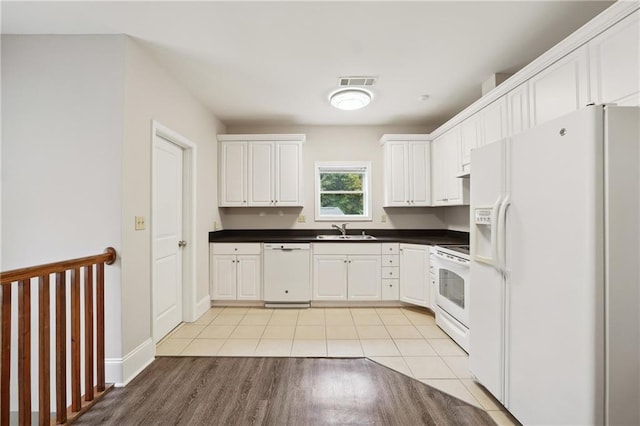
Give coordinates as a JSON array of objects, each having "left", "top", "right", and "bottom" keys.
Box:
[{"left": 435, "top": 254, "right": 470, "bottom": 327}]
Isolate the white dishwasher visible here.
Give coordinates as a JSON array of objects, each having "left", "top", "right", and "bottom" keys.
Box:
[{"left": 263, "top": 243, "right": 311, "bottom": 307}]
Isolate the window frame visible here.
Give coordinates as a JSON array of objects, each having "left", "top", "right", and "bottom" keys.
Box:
[{"left": 314, "top": 161, "right": 372, "bottom": 222}]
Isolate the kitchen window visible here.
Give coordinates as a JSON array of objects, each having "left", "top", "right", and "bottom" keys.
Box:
[{"left": 314, "top": 162, "right": 372, "bottom": 221}]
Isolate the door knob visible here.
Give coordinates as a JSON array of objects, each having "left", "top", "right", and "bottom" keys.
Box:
[{"left": 178, "top": 240, "right": 187, "bottom": 248}]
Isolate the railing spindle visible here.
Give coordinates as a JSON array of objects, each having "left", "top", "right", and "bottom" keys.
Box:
[
  {"left": 84, "top": 265, "right": 94, "bottom": 402},
  {"left": 96, "top": 262, "right": 105, "bottom": 392},
  {"left": 0, "top": 247, "right": 115, "bottom": 424},
  {"left": 70, "top": 268, "right": 81, "bottom": 412},
  {"left": 38, "top": 275, "right": 51, "bottom": 426},
  {"left": 18, "top": 280, "right": 32, "bottom": 426},
  {"left": 0, "top": 285, "right": 11, "bottom": 426},
  {"left": 55, "top": 271, "right": 67, "bottom": 424}
]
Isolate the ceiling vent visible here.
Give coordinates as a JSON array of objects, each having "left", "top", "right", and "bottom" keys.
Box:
[{"left": 339, "top": 76, "right": 377, "bottom": 87}]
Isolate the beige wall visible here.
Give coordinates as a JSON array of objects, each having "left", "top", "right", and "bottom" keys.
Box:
[
  {"left": 223, "top": 125, "right": 459, "bottom": 230},
  {"left": 2, "top": 34, "right": 126, "bottom": 406},
  {"left": 2, "top": 34, "right": 226, "bottom": 390},
  {"left": 122, "top": 38, "right": 224, "bottom": 354}
]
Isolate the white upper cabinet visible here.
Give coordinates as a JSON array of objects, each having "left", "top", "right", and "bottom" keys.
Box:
[
  {"left": 381, "top": 135, "right": 431, "bottom": 207},
  {"left": 432, "top": 128, "right": 466, "bottom": 206},
  {"left": 528, "top": 45, "right": 590, "bottom": 127},
  {"left": 507, "top": 83, "right": 531, "bottom": 137},
  {"left": 219, "top": 141, "right": 247, "bottom": 206},
  {"left": 589, "top": 10, "right": 640, "bottom": 106},
  {"left": 247, "top": 141, "right": 275, "bottom": 206},
  {"left": 482, "top": 97, "right": 508, "bottom": 146},
  {"left": 275, "top": 141, "right": 304, "bottom": 206},
  {"left": 459, "top": 113, "right": 482, "bottom": 174},
  {"left": 218, "top": 134, "right": 305, "bottom": 207}
]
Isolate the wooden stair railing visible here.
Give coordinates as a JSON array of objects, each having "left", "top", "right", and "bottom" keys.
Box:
[{"left": 0, "top": 247, "right": 116, "bottom": 425}]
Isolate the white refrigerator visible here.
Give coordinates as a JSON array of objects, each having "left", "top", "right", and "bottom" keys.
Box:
[{"left": 469, "top": 105, "right": 639, "bottom": 425}]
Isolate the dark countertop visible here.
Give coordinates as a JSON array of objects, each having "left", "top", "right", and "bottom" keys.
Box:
[{"left": 209, "top": 229, "right": 469, "bottom": 246}]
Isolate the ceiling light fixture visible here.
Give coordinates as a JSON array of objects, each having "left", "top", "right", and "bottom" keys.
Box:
[{"left": 329, "top": 88, "right": 372, "bottom": 111}]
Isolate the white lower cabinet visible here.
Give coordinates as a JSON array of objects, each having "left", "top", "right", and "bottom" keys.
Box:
[
  {"left": 399, "top": 243, "right": 430, "bottom": 307},
  {"left": 312, "top": 255, "right": 348, "bottom": 300},
  {"left": 210, "top": 243, "right": 262, "bottom": 300},
  {"left": 312, "top": 243, "right": 382, "bottom": 301},
  {"left": 347, "top": 256, "right": 382, "bottom": 300}
]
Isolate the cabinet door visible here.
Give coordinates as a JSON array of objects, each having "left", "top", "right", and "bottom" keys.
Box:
[
  {"left": 248, "top": 141, "right": 274, "bottom": 206},
  {"left": 529, "top": 45, "right": 589, "bottom": 127},
  {"left": 507, "top": 83, "right": 530, "bottom": 137},
  {"left": 275, "top": 141, "right": 303, "bottom": 206},
  {"left": 431, "top": 136, "right": 446, "bottom": 206},
  {"left": 399, "top": 244, "right": 429, "bottom": 307},
  {"left": 219, "top": 142, "right": 247, "bottom": 206},
  {"left": 459, "top": 113, "right": 482, "bottom": 172},
  {"left": 589, "top": 10, "right": 640, "bottom": 106},
  {"left": 408, "top": 141, "right": 431, "bottom": 206},
  {"left": 312, "top": 255, "right": 348, "bottom": 300},
  {"left": 384, "top": 141, "right": 410, "bottom": 206},
  {"left": 236, "top": 255, "right": 261, "bottom": 300},
  {"left": 347, "top": 255, "right": 381, "bottom": 301},
  {"left": 381, "top": 279, "right": 400, "bottom": 301},
  {"left": 482, "top": 97, "right": 507, "bottom": 147},
  {"left": 445, "top": 130, "right": 463, "bottom": 205},
  {"left": 211, "top": 255, "right": 237, "bottom": 300}
]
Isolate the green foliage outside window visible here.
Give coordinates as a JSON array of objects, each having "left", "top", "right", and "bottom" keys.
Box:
[{"left": 319, "top": 172, "right": 365, "bottom": 215}]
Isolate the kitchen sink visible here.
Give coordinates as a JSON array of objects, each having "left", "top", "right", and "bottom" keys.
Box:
[{"left": 316, "top": 234, "right": 377, "bottom": 240}]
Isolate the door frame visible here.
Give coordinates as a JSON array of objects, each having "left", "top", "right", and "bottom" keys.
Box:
[{"left": 151, "top": 120, "right": 198, "bottom": 342}]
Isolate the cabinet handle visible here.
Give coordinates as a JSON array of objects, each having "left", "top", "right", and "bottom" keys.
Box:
[
  {"left": 344, "top": 260, "right": 347, "bottom": 263},
  {"left": 232, "top": 260, "right": 235, "bottom": 263},
  {"left": 348, "top": 260, "right": 352, "bottom": 263}
]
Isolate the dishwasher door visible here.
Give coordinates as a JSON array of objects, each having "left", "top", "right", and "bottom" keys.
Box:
[{"left": 263, "top": 243, "right": 311, "bottom": 303}]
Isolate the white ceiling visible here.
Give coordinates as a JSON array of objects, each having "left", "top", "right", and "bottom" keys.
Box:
[{"left": 2, "top": 1, "right": 614, "bottom": 129}]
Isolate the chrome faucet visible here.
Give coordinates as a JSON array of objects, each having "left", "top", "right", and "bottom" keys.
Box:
[{"left": 332, "top": 223, "right": 348, "bottom": 236}]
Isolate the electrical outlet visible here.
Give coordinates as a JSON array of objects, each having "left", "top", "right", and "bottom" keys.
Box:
[
  {"left": 135, "top": 216, "right": 146, "bottom": 230},
  {"left": 298, "top": 214, "right": 306, "bottom": 223},
  {"left": 213, "top": 221, "right": 218, "bottom": 231},
  {"left": 381, "top": 214, "right": 387, "bottom": 223}
]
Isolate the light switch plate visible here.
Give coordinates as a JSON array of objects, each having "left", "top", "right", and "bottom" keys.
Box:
[
  {"left": 135, "top": 216, "right": 145, "bottom": 230},
  {"left": 381, "top": 214, "right": 387, "bottom": 223},
  {"left": 298, "top": 214, "right": 306, "bottom": 223}
]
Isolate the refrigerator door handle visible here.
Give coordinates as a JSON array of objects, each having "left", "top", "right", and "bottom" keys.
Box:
[
  {"left": 497, "top": 196, "right": 510, "bottom": 275},
  {"left": 490, "top": 197, "right": 502, "bottom": 270}
]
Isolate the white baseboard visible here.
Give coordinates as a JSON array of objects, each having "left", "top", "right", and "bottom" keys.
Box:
[
  {"left": 195, "top": 295, "right": 211, "bottom": 320},
  {"left": 105, "top": 338, "right": 155, "bottom": 387}
]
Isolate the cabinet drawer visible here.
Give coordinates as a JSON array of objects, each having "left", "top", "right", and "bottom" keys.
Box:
[
  {"left": 381, "top": 267, "right": 399, "bottom": 279},
  {"left": 211, "top": 243, "right": 262, "bottom": 255},
  {"left": 382, "top": 255, "right": 399, "bottom": 267},
  {"left": 382, "top": 279, "right": 400, "bottom": 300},
  {"left": 381, "top": 243, "right": 400, "bottom": 254},
  {"left": 313, "top": 243, "right": 381, "bottom": 255}
]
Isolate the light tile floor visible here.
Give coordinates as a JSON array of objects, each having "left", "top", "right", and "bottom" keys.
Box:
[{"left": 157, "top": 306, "right": 519, "bottom": 425}]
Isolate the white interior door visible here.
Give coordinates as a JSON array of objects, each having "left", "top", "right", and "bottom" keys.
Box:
[{"left": 153, "top": 135, "right": 184, "bottom": 341}]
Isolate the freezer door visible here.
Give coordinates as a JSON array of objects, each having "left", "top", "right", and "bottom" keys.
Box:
[
  {"left": 505, "top": 106, "right": 604, "bottom": 424},
  {"left": 469, "top": 139, "right": 506, "bottom": 402}
]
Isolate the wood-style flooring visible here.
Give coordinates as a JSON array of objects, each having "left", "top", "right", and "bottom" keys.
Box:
[{"left": 76, "top": 356, "right": 495, "bottom": 425}]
